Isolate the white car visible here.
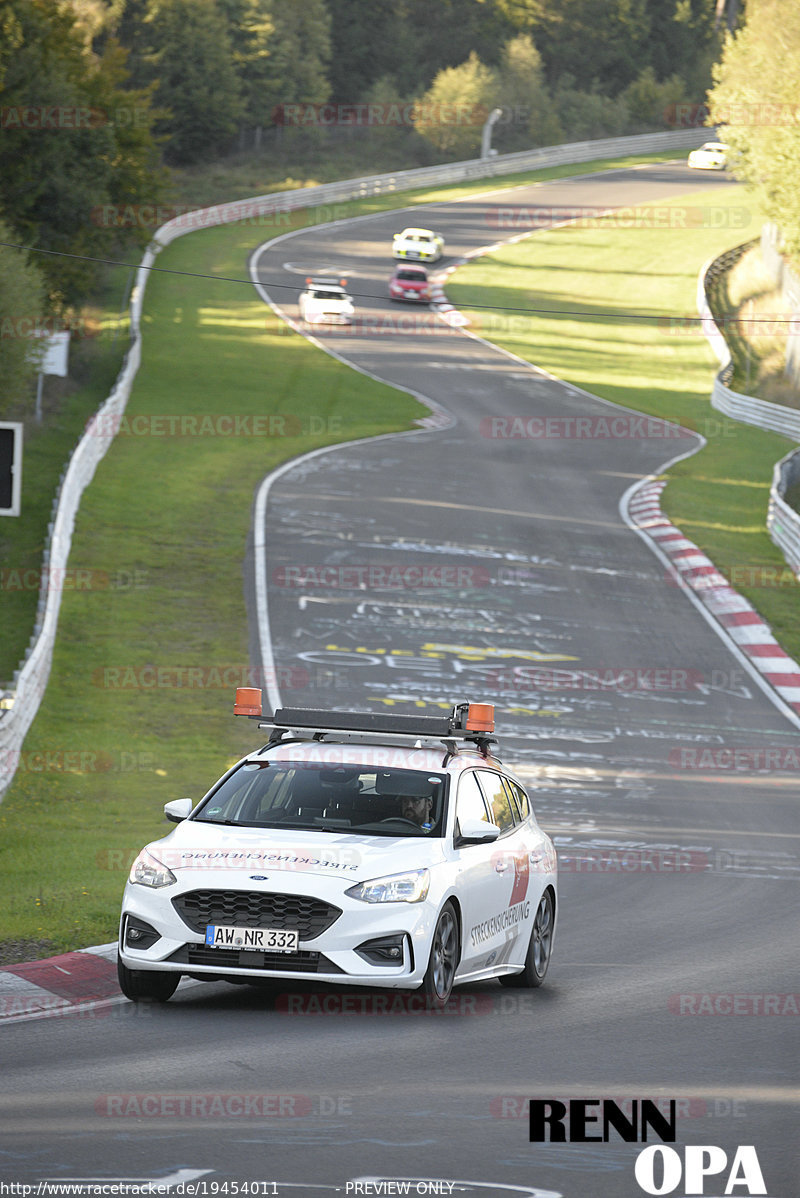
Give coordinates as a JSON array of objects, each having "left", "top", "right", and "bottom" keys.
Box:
[
  {"left": 392, "top": 227, "right": 445, "bottom": 262},
  {"left": 117, "top": 695, "right": 558, "bottom": 1007},
  {"left": 687, "top": 142, "right": 728, "bottom": 170},
  {"left": 297, "top": 277, "right": 354, "bottom": 324}
]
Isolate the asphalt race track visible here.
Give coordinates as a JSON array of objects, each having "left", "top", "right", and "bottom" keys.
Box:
[{"left": 2, "top": 162, "right": 798, "bottom": 1198}]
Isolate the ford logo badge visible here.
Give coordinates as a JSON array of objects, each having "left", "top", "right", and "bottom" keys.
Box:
[{"left": 250, "top": 875, "right": 269, "bottom": 881}]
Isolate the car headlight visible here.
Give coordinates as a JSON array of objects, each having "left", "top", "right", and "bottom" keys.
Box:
[
  {"left": 346, "top": 869, "right": 430, "bottom": 904},
  {"left": 129, "top": 848, "right": 177, "bottom": 889}
]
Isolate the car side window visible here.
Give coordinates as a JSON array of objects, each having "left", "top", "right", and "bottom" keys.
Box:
[
  {"left": 456, "top": 772, "right": 491, "bottom": 830},
  {"left": 504, "top": 778, "right": 530, "bottom": 821},
  {"left": 477, "top": 771, "right": 516, "bottom": 832}
]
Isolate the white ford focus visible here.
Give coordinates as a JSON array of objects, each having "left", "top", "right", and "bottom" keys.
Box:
[
  {"left": 117, "top": 695, "right": 557, "bottom": 1006},
  {"left": 297, "top": 277, "right": 354, "bottom": 324}
]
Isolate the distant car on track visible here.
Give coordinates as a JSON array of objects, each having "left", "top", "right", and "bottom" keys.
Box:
[
  {"left": 117, "top": 696, "right": 558, "bottom": 1007},
  {"left": 297, "top": 277, "right": 354, "bottom": 325},
  {"left": 687, "top": 142, "right": 728, "bottom": 171},
  {"left": 389, "top": 264, "right": 433, "bottom": 303},
  {"left": 392, "top": 227, "right": 444, "bottom": 262}
]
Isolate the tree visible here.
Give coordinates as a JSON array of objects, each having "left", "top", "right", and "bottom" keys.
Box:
[
  {"left": 142, "top": 0, "right": 243, "bottom": 163},
  {"left": 644, "top": 0, "right": 719, "bottom": 100},
  {"left": 0, "top": 214, "right": 47, "bottom": 417},
  {"left": 489, "top": 0, "right": 650, "bottom": 93},
  {"left": 325, "top": 0, "right": 403, "bottom": 99},
  {"left": 0, "top": 0, "right": 164, "bottom": 306},
  {"left": 258, "top": 0, "right": 330, "bottom": 114},
  {"left": 621, "top": 66, "right": 688, "bottom": 132},
  {"left": 707, "top": 0, "right": 800, "bottom": 263},
  {"left": 552, "top": 75, "right": 629, "bottom": 141},
  {"left": 491, "top": 33, "right": 562, "bottom": 151},
  {"left": 216, "top": 0, "right": 274, "bottom": 129},
  {"left": 414, "top": 51, "right": 496, "bottom": 159}
]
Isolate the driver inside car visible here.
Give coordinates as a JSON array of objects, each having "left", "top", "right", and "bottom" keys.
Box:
[{"left": 400, "top": 793, "right": 434, "bottom": 831}]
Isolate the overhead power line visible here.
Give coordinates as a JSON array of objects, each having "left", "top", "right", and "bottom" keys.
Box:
[{"left": 0, "top": 239, "right": 795, "bottom": 328}]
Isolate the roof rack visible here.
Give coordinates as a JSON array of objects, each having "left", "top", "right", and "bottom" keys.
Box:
[
  {"left": 304, "top": 276, "right": 348, "bottom": 289},
  {"left": 233, "top": 688, "right": 496, "bottom": 755}
]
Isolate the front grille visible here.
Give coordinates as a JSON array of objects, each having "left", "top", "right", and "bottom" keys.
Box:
[
  {"left": 167, "top": 944, "right": 342, "bottom": 974},
  {"left": 172, "top": 889, "right": 341, "bottom": 941}
]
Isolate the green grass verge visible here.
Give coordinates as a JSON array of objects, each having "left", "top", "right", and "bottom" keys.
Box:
[
  {"left": 0, "top": 145, "right": 717, "bottom": 961},
  {"left": 0, "top": 222, "right": 428, "bottom": 960},
  {"left": 0, "top": 271, "right": 131, "bottom": 684},
  {"left": 0, "top": 147, "right": 687, "bottom": 687},
  {"left": 168, "top": 145, "right": 693, "bottom": 210},
  {"left": 447, "top": 183, "right": 800, "bottom": 661}
]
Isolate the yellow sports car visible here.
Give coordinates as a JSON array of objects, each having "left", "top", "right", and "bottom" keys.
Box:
[{"left": 392, "top": 227, "right": 445, "bottom": 262}]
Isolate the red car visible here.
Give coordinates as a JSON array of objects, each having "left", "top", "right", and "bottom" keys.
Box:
[{"left": 389, "top": 264, "right": 432, "bottom": 303}]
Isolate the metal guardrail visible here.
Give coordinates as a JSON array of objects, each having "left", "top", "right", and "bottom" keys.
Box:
[
  {"left": 0, "top": 128, "right": 707, "bottom": 799},
  {"left": 768, "top": 450, "right": 800, "bottom": 577},
  {"left": 150, "top": 129, "right": 707, "bottom": 247},
  {"left": 698, "top": 247, "right": 800, "bottom": 578},
  {"left": 699, "top": 245, "right": 800, "bottom": 438}
]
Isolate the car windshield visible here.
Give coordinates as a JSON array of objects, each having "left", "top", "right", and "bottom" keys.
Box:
[
  {"left": 311, "top": 290, "right": 346, "bottom": 301},
  {"left": 193, "top": 761, "right": 447, "bottom": 836},
  {"left": 397, "top": 269, "right": 426, "bottom": 281},
  {"left": 406, "top": 233, "right": 429, "bottom": 241}
]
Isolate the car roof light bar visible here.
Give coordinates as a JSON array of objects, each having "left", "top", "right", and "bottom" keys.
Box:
[{"left": 233, "top": 689, "right": 494, "bottom": 739}]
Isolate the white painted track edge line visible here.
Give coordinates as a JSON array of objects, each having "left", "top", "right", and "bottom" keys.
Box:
[
  {"left": 248, "top": 233, "right": 454, "bottom": 715},
  {"left": 620, "top": 476, "right": 800, "bottom": 731},
  {"left": 424, "top": 206, "right": 800, "bottom": 733}
]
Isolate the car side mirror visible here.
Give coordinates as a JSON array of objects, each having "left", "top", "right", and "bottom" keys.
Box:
[
  {"left": 456, "top": 819, "right": 501, "bottom": 846},
  {"left": 164, "top": 798, "right": 193, "bottom": 824}
]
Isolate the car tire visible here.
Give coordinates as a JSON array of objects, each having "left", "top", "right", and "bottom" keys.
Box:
[
  {"left": 420, "top": 901, "right": 458, "bottom": 1008},
  {"left": 117, "top": 953, "right": 180, "bottom": 1003},
  {"left": 498, "top": 889, "right": 554, "bottom": 989}
]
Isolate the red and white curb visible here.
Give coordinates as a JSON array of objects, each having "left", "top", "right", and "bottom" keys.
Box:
[
  {"left": 629, "top": 480, "right": 800, "bottom": 717},
  {"left": 0, "top": 942, "right": 122, "bottom": 1022},
  {"left": 432, "top": 253, "right": 800, "bottom": 726},
  {"left": 430, "top": 259, "right": 472, "bottom": 326}
]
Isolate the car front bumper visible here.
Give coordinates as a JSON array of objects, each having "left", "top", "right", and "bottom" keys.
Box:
[{"left": 119, "top": 872, "right": 442, "bottom": 989}]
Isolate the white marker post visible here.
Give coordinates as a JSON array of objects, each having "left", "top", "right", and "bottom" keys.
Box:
[{"left": 32, "top": 329, "right": 70, "bottom": 423}]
